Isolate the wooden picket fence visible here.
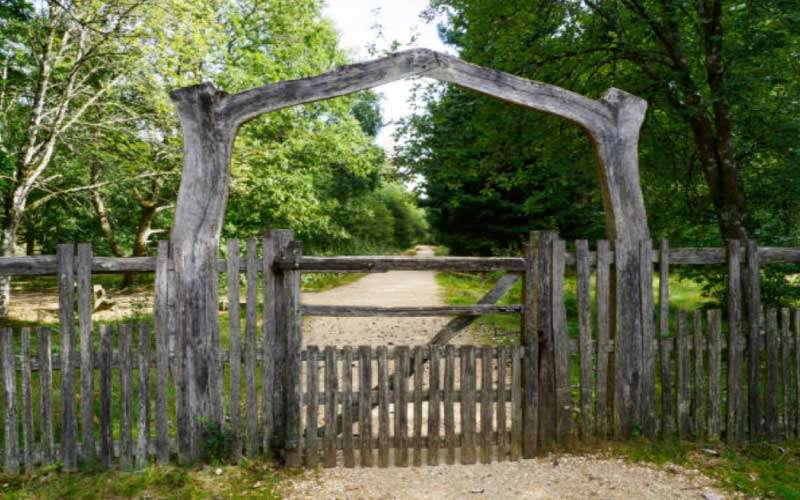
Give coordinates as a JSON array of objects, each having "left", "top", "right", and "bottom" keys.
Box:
[{"left": 1, "top": 231, "right": 800, "bottom": 473}]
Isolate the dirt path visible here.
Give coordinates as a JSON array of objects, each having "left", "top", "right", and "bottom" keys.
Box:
[{"left": 291, "top": 246, "right": 729, "bottom": 500}]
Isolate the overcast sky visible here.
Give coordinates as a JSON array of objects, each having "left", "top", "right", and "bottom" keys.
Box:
[{"left": 322, "top": 0, "right": 454, "bottom": 153}]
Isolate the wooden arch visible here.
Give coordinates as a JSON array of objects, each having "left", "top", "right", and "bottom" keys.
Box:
[{"left": 169, "top": 49, "right": 650, "bottom": 454}]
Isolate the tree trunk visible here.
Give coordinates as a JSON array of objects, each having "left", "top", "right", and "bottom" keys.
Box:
[{"left": 0, "top": 187, "right": 26, "bottom": 317}]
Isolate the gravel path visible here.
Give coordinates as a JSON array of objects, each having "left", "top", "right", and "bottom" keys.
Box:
[{"left": 293, "top": 246, "right": 728, "bottom": 499}]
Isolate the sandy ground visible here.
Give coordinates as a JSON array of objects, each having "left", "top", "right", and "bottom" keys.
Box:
[{"left": 289, "top": 246, "right": 729, "bottom": 500}]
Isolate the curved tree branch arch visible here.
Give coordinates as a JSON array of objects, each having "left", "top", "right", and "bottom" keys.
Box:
[{"left": 169, "top": 49, "right": 650, "bottom": 456}]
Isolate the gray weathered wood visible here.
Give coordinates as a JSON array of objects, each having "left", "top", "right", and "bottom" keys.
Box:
[
  {"left": 360, "top": 345, "right": 374, "bottom": 467},
  {"left": 323, "top": 346, "right": 338, "bottom": 468},
  {"left": 480, "top": 347, "right": 493, "bottom": 464},
  {"left": 765, "top": 309, "right": 779, "bottom": 440},
  {"left": 658, "top": 238, "right": 671, "bottom": 437},
  {"left": 136, "top": 324, "right": 151, "bottom": 468},
  {"left": 226, "top": 239, "right": 242, "bottom": 458},
  {"left": 746, "top": 239, "right": 762, "bottom": 439},
  {"left": 99, "top": 324, "right": 113, "bottom": 468},
  {"left": 781, "top": 308, "right": 792, "bottom": 439},
  {"left": 282, "top": 240, "right": 304, "bottom": 467},
  {"left": 726, "top": 240, "right": 744, "bottom": 441},
  {"left": 342, "top": 346, "right": 355, "bottom": 468},
  {"left": 306, "top": 346, "right": 319, "bottom": 468},
  {"left": 444, "top": 345, "right": 455, "bottom": 465},
  {"left": 20, "top": 328, "right": 33, "bottom": 471},
  {"left": 522, "top": 232, "right": 547, "bottom": 456},
  {"left": 427, "top": 346, "right": 441, "bottom": 466},
  {"left": 708, "top": 310, "right": 722, "bottom": 441},
  {"left": 659, "top": 334, "right": 674, "bottom": 437},
  {"left": 395, "top": 346, "right": 410, "bottom": 467},
  {"left": 552, "top": 238, "right": 572, "bottom": 443},
  {"left": 510, "top": 345, "right": 522, "bottom": 461},
  {"left": 412, "top": 346, "right": 423, "bottom": 466},
  {"left": 576, "top": 240, "right": 593, "bottom": 439},
  {"left": 119, "top": 324, "right": 134, "bottom": 469},
  {"left": 37, "top": 326, "right": 54, "bottom": 465},
  {"left": 155, "top": 241, "right": 171, "bottom": 463},
  {"left": 614, "top": 237, "right": 643, "bottom": 439},
  {"left": 461, "top": 345, "right": 476, "bottom": 465},
  {"left": 244, "top": 238, "right": 259, "bottom": 456},
  {"left": 376, "top": 346, "right": 389, "bottom": 468},
  {"left": 596, "top": 240, "right": 611, "bottom": 438},
  {"left": 693, "top": 310, "right": 705, "bottom": 438},
  {"left": 76, "top": 243, "right": 94, "bottom": 461},
  {"left": 2, "top": 327, "right": 19, "bottom": 474},
  {"left": 640, "top": 240, "right": 656, "bottom": 437},
  {"left": 57, "top": 243, "right": 77, "bottom": 471},
  {"left": 496, "top": 347, "right": 508, "bottom": 461},
  {"left": 677, "top": 312, "right": 690, "bottom": 438}
]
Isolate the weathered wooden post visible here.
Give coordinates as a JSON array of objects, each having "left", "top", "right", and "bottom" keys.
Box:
[{"left": 168, "top": 49, "right": 650, "bottom": 455}]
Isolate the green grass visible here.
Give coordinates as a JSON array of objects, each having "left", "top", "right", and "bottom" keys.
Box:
[{"left": 0, "top": 458, "right": 293, "bottom": 499}]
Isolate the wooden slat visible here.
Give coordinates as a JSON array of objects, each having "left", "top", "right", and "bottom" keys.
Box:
[
  {"left": 677, "top": 312, "right": 690, "bottom": 438},
  {"left": 552, "top": 238, "right": 571, "bottom": 443},
  {"left": 283, "top": 241, "right": 304, "bottom": 467},
  {"left": 595, "top": 240, "right": 610, "bottom": 438},
  {"left": 496, "top": 347, "right": 508, "bottom": 461},
  {"left": 20, "top": 328, "right": 33, "bottom": 471},
  {"left": 765, "top": 309, "right": 779, "bottom": 440},
  {"left": 306, "top": 346, "right": 319, "bottom": 468},
  {"left": 280, "top": 255, "right": 526, "bottom": 272},
  {"left": 323, "top": 346, "right": 338, "bottom": 468},
  {"left": 376, "top": 346, "right": 389, "bottom": 468},
  {"left": 360, "top": 345, "right": 373, "bottom": 467},
  {"left": 2, "top": 327, "right": 19, "bottom": 474},
  {"left": 523, "top": 232, "right": 548, "bottom": 456},
  {"left": 460, "top": 345, "right": 476, "bottom": 464},
  {"left": 302, "top": 304, "right": 521, "bottom": 317},
  {"left": 726, "top": 240, "right": 743, "bottom": 442},
  {"left": 659, "top": 335, "right": 674, "bottom": 437},
  {"left": 38, "top": 327, "right": 54, "bottom": 465},
  {"left": 57, "top": 244, "right": 77, "bottom": 471},
  {"left": 226, "top": 239, "right": 242, "bottom": 458},
  {"left": 576, "top": 240, "right": 593, "bottom": 438},
  {"left": 342, "top": 346, "right": 355, "bottom": 467},
  {"left": 510, "top": 345, "right": 522, "bottom": 461},
  {"left": 693, "top": 310, "right": 705, "bottom": 438},
  {"left": 412, "top": 346, "right": 423, "bottom": 466},
  {"left": 444, "top": 345, "right": 455, "bottom": 465},
  {"left": 155, "top": 241, "right": 171, "bottom": 463},
  {"left": 427, "top": 346, "right": 440, "bottom": 466},
  {"left": 480, "top": 346, "right": 493, "bottom": 464},
  {"left": 658, "top": 238, "right": 672, "bottom": 437},
  {"left": 795, "top": 309, "right": 800, "bottom": 438},
  {"left": 76, "top": 243, "right": 94, "bottom": 461},
  {"left": 119, "top": 324, "right": 134, "bottom": 470},
  {"left": 640, "top": 240, "right": 656, "bottom": 437},
  {"left": 395, "top": 346, "right": 409, "bottom": 467},
  {"left": 99, "top": 325, "right": 113, "bottom": 468},
  {"left": 746, "top": 240, "right": 762, "bottom": 439},
  {"left": 136, "top": 324, "right": 151, "bottom": 468},
  {"left": 245, "top": 238, "right": 259, "bottom": 456},
  {"left": 781, "top": 308, "right": 792, "bottom": 439},
  {"left": 707, "top": 310, "right": 722, "bottom": 441}
]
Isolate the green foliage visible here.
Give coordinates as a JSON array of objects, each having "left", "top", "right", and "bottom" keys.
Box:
[{"left": 198, "top": 418, "right": 236, "bottom": 464}]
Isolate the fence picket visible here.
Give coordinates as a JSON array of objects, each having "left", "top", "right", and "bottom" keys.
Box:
[
  {"left": 342, "top": 346, "right": 355, "bottom": 467},
  {"left": 245, "top": 238, "right": 259, "bottom": 456},
  {"left": 119, "top": 324, "right": 133, "bottom": 469},
  {"left": 155, "top": 241, "right": 171, "bottom": 463},
  {"left": 511, "top": 345, "right": 522, "bottom": 460},
  {"left": 444, "top": 345, "right": 455, "bottom": 465},
  {"left": 576, "top": 240, "right": 593, "bottom": 439},
  {"left": 551, "top": 239, "right": 571, "bottom": 443},
  {"left": 57, "top": 243, "right": 77, "bottom": 471},
  {"left": 323, "top": 346, "right": 338, "bottom": 468},
  {"left": 795, "top": 309, "right": 800, "bottom": 438},
  {"left": 693, "top": 310, "right": 705, "bottom": 438},
  {"left": 766, "top": 309, "right": 779, "bottom": 440},
  {"left": 377, "top": 346, "right": 389, "bottom": 468},
  {"left": 77, "top": 243, "right": 94, "bottom": 461},
  {"left": 136, "top": 324, "right": 151, "bottom": 468},
  {"left": 226, "top": 239, "right": 242, "bottom": 458},
  {"left": 428, "top": 346, "right": 440, "bottom": 466},
  {"left": 707, "top": 310, "right": 722, "bottom": 441},
  {"left": 659, "top": 335, "right": 674, "bottom": 437},
  {"left": 413, "top": 346, "right": 423, "bottom": 466},
  {"left": 38, "top": 327, "right": 54, "bottom": 465},
  {"left": 283, "top": 241, "right": 304, "bottom": 468},
  {"left": 726, "top": 240, "right": 744, "bottom": 441},
  {"left": 2, "top": 327, "right": 19, "bottom": 474},
  {"left": 99, "top": 325, "right": 113, "bottom": 468},
  {"left": 306, "top": 346, "right": 319, "bottom": 468},
  {"left": 496, "top": 347, "right": 508, "bottom": 461},
  {"left": 460, "top": 345, "right": 476, "bottom": 465},
  {"left": 746, "top": 240, "right": 762, "bottom": 439},
  {"left": 640, "top": 240, "right": 656, "bottom": 437},
  {"left": 781, "top": 308, "right": 792, "bottom": 439},
  {"left": 395, "top": 346, "right": 409, "bottom": 467},
  {"left": 480, "top": 347, "right": 493, "bottom": 464},
  {"left": 677, "top": 312, "right": 690, "bottom": 438},
  {"left": 20, "top": 328, "right": 33, "bottom": 471},
  {"left": 360, "top": 345, "right": 374, "bottom": 467},
  {"left": 595, "top": 240, "right": 610, "bottom": 438}
]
